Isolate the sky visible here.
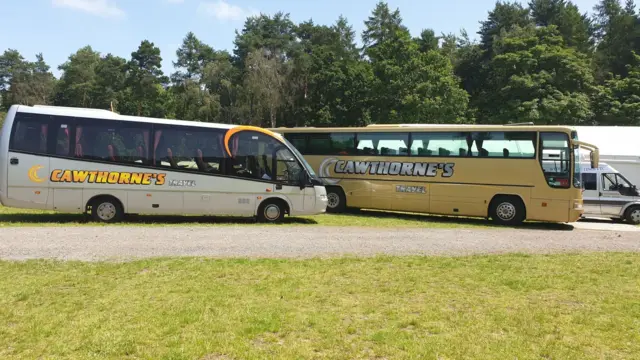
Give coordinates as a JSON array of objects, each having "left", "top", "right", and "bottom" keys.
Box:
[{"left": 2, "top": 0, "right": 602, "bottom": 78}]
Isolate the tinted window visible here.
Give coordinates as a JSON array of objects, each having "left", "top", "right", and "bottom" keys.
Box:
[
  {"left": 9, "top": 113, "right": 50, "bottom": 154},
  {"left": 55, "top": 122, "right": 71, "bottom": 156},
  {"left": 74, "top": 120, "right": 150, "bottom": 165},
  {"left": 357, "top": 132, "right": 409, "bottom": 156},
  {"left": 582, "top": 173, "right": 597, "bottom": 190},
  {"left": 410, "top": 132, "right": 468, "bottom": 157},
  {"left": 285, "top": 133, "right": 307, "bottom": 153},
  {"left": 298, "top": 133, "right": 356, "bottom": 155},
  {"left": 470, "top": 131, "right": 536, "bottom": 158},
  {"left": 229, "top": 130, "right": 303, "bottom": 184},
  {"left": 153, "top": 127, "right": 226, "bottom": 173},
  {"left": 410, "top": 131, "right": 536, "bottom": 158}
]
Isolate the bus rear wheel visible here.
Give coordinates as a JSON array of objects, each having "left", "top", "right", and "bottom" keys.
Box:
[
  {"left": 89, "top": 196, "right": 124, "bottom": 223},
  {"left": 326, "top": 187, "right": 346, "bottom": 213},
  {"left": 257, "top": 199, "right": 287, "bottom": 223},
  {"left": 489, "top": 196, "right": 525, "bottom": 226}
]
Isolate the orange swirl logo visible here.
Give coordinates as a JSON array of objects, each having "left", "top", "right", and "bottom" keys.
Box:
[{"left": 223, "top": 126, "right": 284, "bottom": 157}]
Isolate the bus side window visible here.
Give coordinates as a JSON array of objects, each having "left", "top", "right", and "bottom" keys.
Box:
[{"left": 9, "top": 115, "right": 50, "bottom": 155}]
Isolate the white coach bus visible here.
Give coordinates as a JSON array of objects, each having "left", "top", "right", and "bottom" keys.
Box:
[{"left": 0, "top": 105, "right": 328, "bottom": 223}]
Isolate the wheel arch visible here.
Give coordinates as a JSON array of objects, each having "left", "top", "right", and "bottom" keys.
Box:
[
  {"left": 622, "top": 203, "right": 640, "bottom": 223},
  {"left": 620, "top": 201, "right": 640, "bottom": 217},
  {"left": 85, "top": 194, "right": 126, "bottom": 214},
  {"left": 487, "top": 193, "right": 527, "bottom": 220},
  {"left": 255, "top": 195, "right": 291, "bottom": 216}
]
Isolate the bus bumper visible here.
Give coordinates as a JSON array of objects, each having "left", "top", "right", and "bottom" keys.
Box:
[{"left": 569, "top": 200, "right": 584, "bottom": 222}]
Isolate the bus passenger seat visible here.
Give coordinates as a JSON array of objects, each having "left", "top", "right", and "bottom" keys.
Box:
[
  {"left": 107, "top": 144, "right": 117, "bottom": 161},
  {"left": 166, "top": 148, "right": 178, "bottom": 168},
  {"left": 195, "top": 149, "right": 206, "bottom": 171},
  {"left": 503, "top": 148, "right": 510, "bottom": 157}
]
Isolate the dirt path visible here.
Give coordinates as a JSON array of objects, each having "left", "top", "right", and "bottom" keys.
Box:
[{"left": 0, "top": 225, "right": 638, "bottom": 261}]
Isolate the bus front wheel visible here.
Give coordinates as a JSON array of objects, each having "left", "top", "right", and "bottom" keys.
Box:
[
  {"left": 489, "top": 196, "right": 525, "bottom": 226},
  {"left": 257, "top": 199, "right": 287, "bottom": 223},
  {"left": 326, "top": 187, "right": 346, "bottom": 213},
  {"left": 89, "top": 196, "right": 124, "bottom": 223}
]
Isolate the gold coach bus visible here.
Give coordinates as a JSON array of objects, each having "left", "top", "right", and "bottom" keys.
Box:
[{"left": 269, "top": 124, "right": 599, "bottom": 225}]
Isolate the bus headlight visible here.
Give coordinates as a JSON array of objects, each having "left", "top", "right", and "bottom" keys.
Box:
[{"left": 573, "top": 201, "right": 583, "bottom": 210}]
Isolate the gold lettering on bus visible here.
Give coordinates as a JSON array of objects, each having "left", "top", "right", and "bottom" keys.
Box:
[
  {"left": 50, "top": 169, "right": 166, "bottom": 185},
  {"left": 334, "top": 160, "right": 455, "bottom": 178}
]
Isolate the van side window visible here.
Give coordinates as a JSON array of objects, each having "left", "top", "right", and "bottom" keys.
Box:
[
  {"left": 602, "top": 173, "right": 633, "bottom": 191},
  {"left": 582, "top": 173, "right": 597, "bottom": 190}
]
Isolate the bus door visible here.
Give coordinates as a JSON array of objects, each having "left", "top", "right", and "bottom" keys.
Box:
[
  {"left": 6, "top": 116, "right": 51, "bottom": 207},
  {"left": 270, "top": 146, "right": 312, "bottom": 211}
]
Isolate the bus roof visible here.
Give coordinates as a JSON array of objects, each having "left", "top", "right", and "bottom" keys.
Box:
[
  {"left": 12, "top": 104, "right": 237, "bottom": 130},
  {"left": 270, "top": 123, "right": 577, "bottom": 133}
]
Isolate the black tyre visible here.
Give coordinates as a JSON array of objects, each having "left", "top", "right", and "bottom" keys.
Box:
[
  {"left": 325, "top": 187, "right": 346, "bottom": 213},
  {"left": 624, "top": 206, "right": 640, "bottom": 225},
  {"left": 257, "top": 199, "right": 287, "bottom": 223},
  {"left": 489, "top": 196, "right": 526, "bottom": 226},
  {"left": 89, "top": 196, "right": 124, "bottom": 223}
]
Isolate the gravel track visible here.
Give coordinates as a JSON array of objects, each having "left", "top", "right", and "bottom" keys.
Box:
[{"left": 1, "top": 225, "right": 639, "bottom": 261}]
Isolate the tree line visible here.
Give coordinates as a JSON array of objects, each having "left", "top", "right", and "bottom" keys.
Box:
[{"left": 1, "top": 0, "right": 639, "bottom": 128}]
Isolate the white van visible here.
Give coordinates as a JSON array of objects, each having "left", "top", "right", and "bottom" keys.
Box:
[{"left": 580, "top": 162, "right": 640, "bottom": 224}]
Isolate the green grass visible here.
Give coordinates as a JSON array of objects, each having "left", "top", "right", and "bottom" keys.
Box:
[
  {"left": 0, "top": 205, "right": 574, "bottom": 230},
  {"left": 1, "top": 253, "right": 639, "bottom": 359}
]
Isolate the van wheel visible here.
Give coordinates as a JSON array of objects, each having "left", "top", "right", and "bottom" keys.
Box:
[
  {"left": 257, "top": 199, "right": 286, "bottom": 223},
  {"left": 624, "top": 206, "right": 640, "bottom": 225},
  {"left": 89, "top": 196, "right": 124, "bottom": 223},
  {"left": 326, "top": 187, "right": 346, "bottom": 213},
  {"left": 489, "top": 196, "right": 525, "bottom": 226}
]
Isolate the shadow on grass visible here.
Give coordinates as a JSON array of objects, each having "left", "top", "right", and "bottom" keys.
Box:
[
  {"left": 0, "top": 212, "right": 318, "bottom": 226},
  {"left": 345, "top": 208, "right": 575, "bottom": 231},
  {"left": 0, "top": 207, "right": 575, "bottom": 230}
]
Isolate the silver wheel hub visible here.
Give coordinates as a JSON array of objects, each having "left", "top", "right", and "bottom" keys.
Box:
[
  {"left": 630, "top": 209, "right": 640, "bottom": 224},
  {"left": 496, "top": 202, "right": 516, "bottom": 221},
  {"left": 264, "top": 204, "right": 280, "bottom": 220},
  {"left": 96, "top": 202, "right": 116, "bottom": 221},
  {"left": 327, "top": 193, "right": 339, "bottom": 208}
]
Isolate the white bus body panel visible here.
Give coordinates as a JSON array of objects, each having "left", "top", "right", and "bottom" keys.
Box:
[{"left": 3, "top": 154, "right": 321, "bottom": 217}]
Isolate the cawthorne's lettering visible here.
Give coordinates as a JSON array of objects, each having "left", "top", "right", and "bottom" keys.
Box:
[
  {"left": 334, "top": 161, "right": 454, "bottom": 178},
  {"left": 50, "top": 170, "right": 166, "bottom": 185}
]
